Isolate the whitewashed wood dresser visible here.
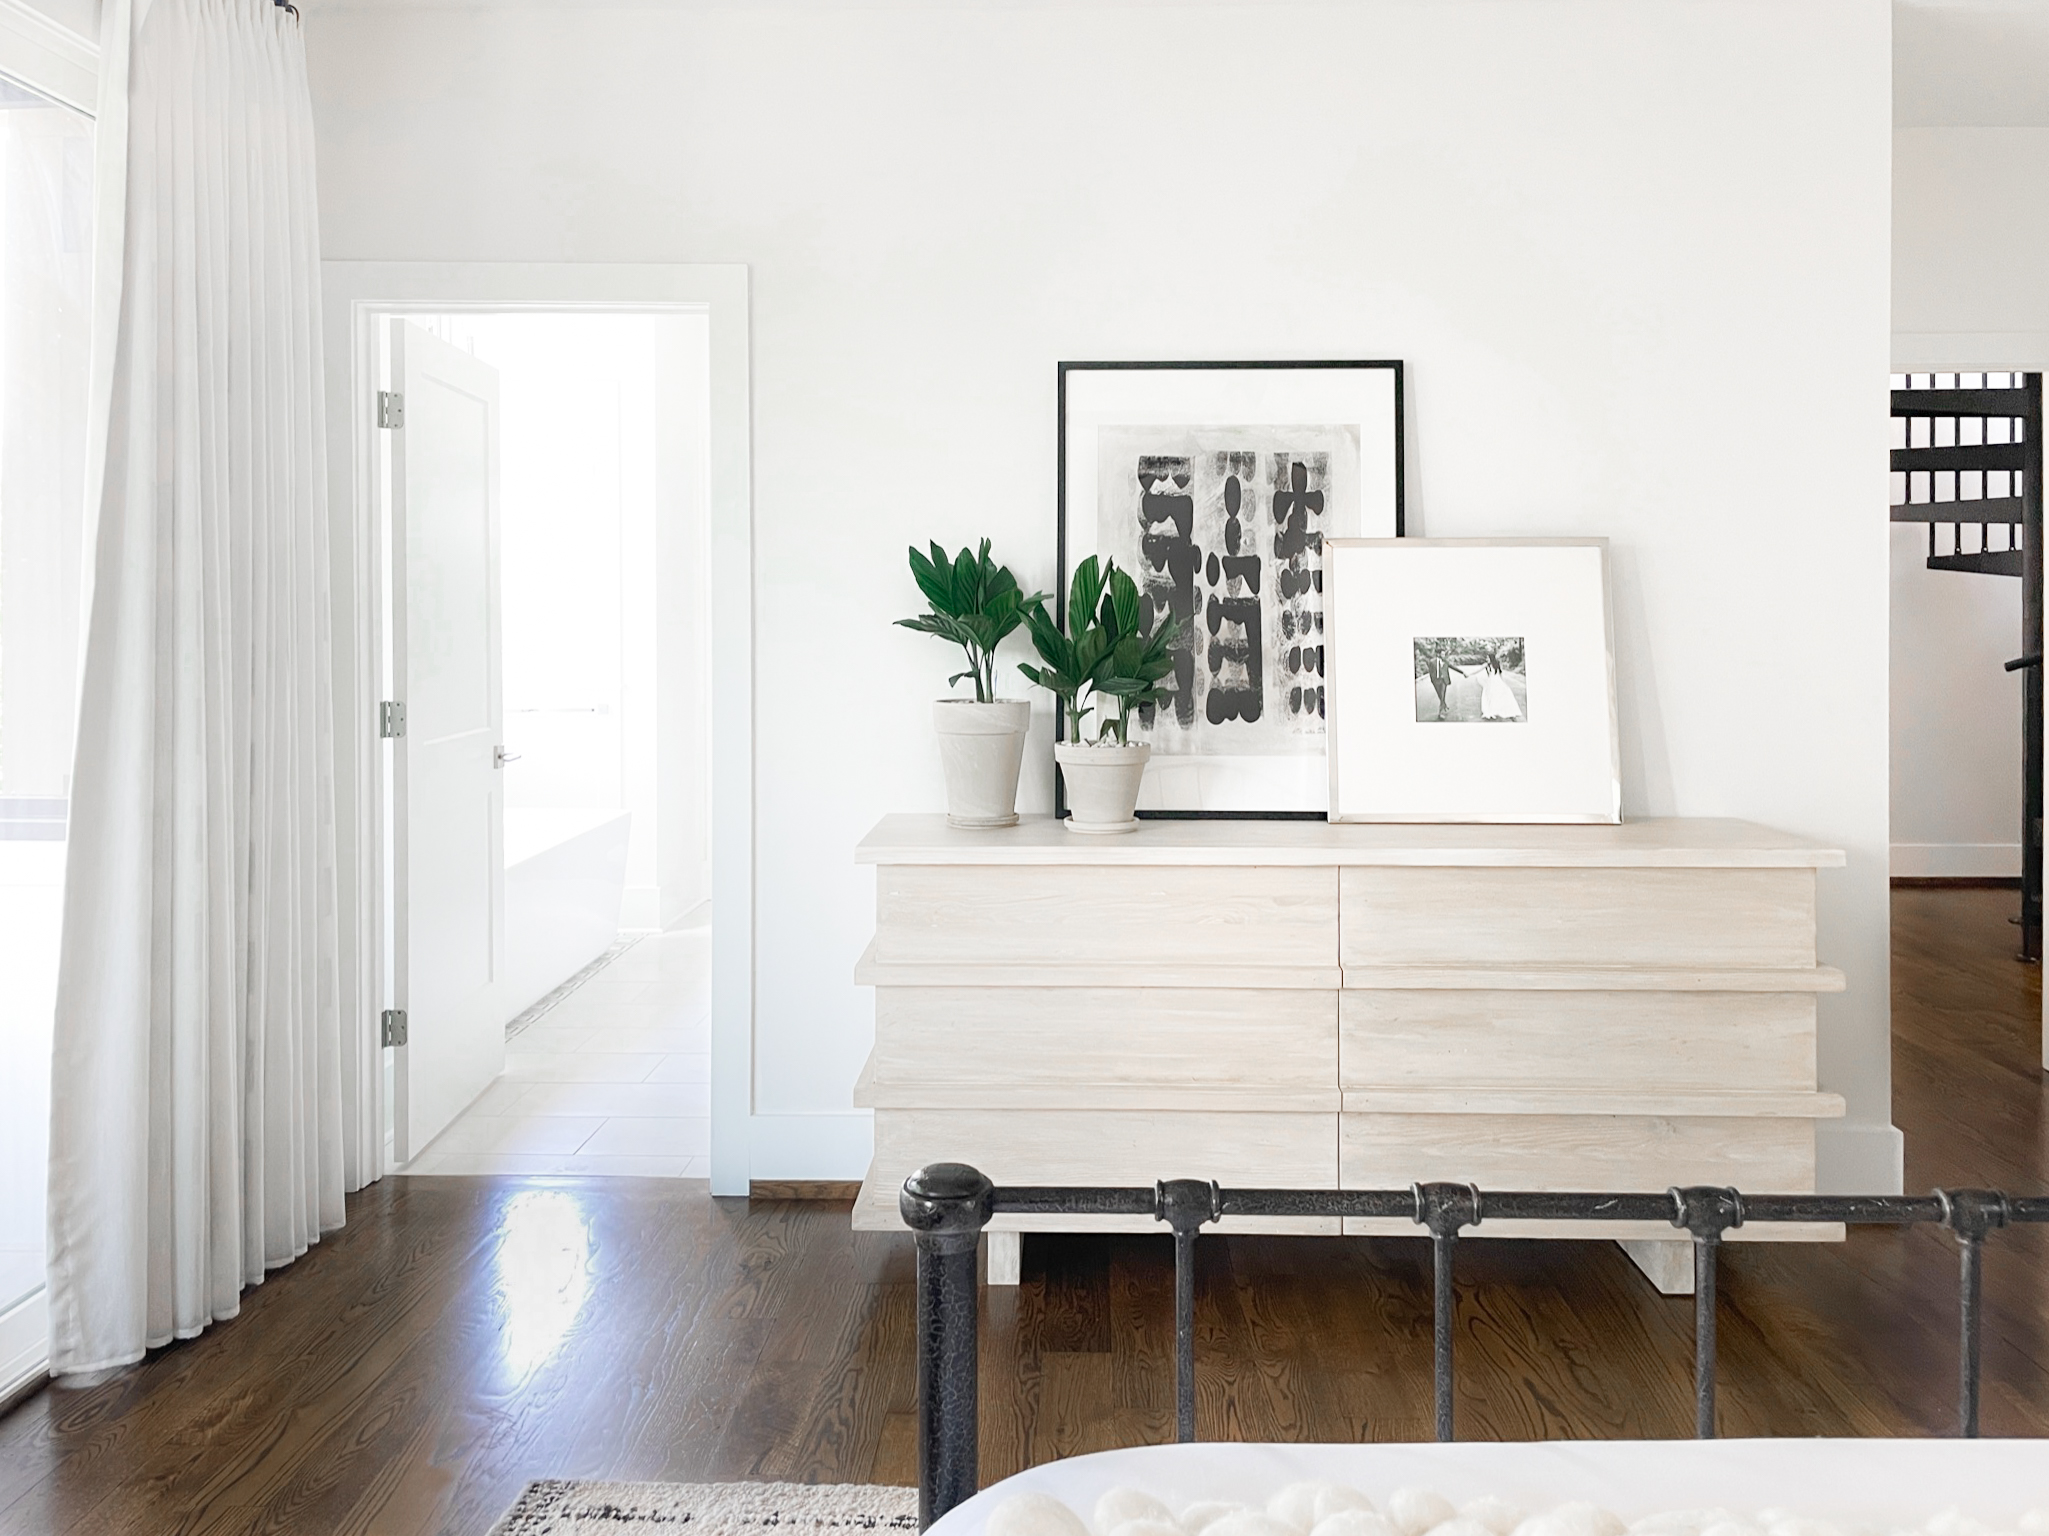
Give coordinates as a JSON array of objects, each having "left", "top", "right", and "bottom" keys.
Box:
[{"left": 852, "top": 814, "right": 1846, "bottom": 1291}]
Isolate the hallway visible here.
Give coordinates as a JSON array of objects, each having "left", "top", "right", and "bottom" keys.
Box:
[{"left": 395, "top": 917, "right": 712, "bottom": 1177}]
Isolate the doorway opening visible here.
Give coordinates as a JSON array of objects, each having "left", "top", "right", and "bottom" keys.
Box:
[
  {"left": 379, "top": 309, "right": 714, "bottom": 1175},
  {"left": 1886, "top": 370, "right": 2046, "bottom": 1079}
]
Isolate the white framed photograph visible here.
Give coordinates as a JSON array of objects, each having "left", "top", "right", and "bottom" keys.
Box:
[
  {"left": 1324, "top": 538, "right": 1621, "bottom": 823},
  {"left": 1059, "top": 360, "right": 1404, "bottom": 818}
]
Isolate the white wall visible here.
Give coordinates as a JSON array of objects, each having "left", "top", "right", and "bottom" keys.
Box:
[
  {"left": 1888, "top": 524, "right": 2021, "bottom": 877},
  {"left": 303, "top": 0, "right": 1900, "bottom": 1189},
  {"left": 1894, "top": 128, "right": 2049, "bottom": 364}
]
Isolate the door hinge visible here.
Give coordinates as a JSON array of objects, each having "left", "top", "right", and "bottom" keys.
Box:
[
  {"left": 379, "top": 700, "right": 406, "bottom": 738},
  {"left": 377, "top": 390, "right": 404, "bottom": 429},
  {"left": 381, "top": 1008, "right": 408, "bottom": 1047}
]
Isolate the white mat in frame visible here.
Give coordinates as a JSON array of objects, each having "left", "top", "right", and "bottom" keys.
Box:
[{"left": 1324, "top": 538, "right": 1621, "bottom": 824}]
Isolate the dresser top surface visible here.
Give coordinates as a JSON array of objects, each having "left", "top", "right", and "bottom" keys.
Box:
[{"left": 857, "top": 814, "right": 1846, "bottom": 868}]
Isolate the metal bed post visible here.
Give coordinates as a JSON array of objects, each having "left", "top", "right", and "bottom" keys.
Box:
[
  {"left": 901, "top": 1174, "right": 2049, "bottom": 1526},
  {"left": 1937, "top": 1188, "right": 2009, "bottom": 1438},
  {"left": 902, "top": 1163, "right": 994, "bottom": 1530},
  {"left": 1413, "top": 1181, "right": 1482, "bottom": 1441},
  {"left": 1155, "top": 1179, "right": 1222, "bottom": 1443},
  {"left": 1669, "top": 1186, "right": 1743, "bottom": 1438}
]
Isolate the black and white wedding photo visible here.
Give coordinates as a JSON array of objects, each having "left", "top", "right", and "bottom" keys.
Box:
[{"left": 1413, "top": 635, "right": 1527, "bottom": 723}]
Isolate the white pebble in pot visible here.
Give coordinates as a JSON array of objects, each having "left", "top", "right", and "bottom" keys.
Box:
[
  {"left": 1183, "top": 1505, "right": 1251, "bottom": 1535},
  {"left": 1111, "top": 1518, "right": 1183, "bottom": 1536},
  {"left": 1315, "top": 1511, "right": 1401, "bottom": 1536},
  {"left": 989, "top": 1494, "right": 1092, "bottom": 1536},
  {"left": 1389, "top": 1490, "right": 1458, "bottom": 1536},
  {"left": 1694, "top": 1520, "right": 1764, "bottom": 1536},
  {"left": 1095, "top": 1491, "right": 1175, "bottom": 1535},
  {"left": 2021, "top": 1513, "right": 2049, "bottom": 1536}
]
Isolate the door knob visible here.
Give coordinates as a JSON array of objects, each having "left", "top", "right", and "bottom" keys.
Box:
[{"left": 494, "top": 745, "right": 521, "bottom": 769}]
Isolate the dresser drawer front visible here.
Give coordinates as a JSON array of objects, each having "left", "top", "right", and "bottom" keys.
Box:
[
  {"left": 875, "top": 864, "right": 1338, "bottom": 966},
  {"left": 860, "top": 1108, "right": 1339, "bottom": 1233},
  {"left": 1339, "top": 867, "right": 1815, "bottom": 968},
  {"left": 1340, "top": 1111, "right": 1814, "bottom": 1194},
  {"left": 874, "top": 987, "right": 1337, "bottom": 1093},
  {"left": 1339, "top": 990, "right": 1816, "bottom": 1092}
]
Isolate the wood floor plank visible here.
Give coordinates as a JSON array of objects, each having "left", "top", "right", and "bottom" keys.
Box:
[{"left": 0, "top": 886, "right": 2044, "bottom": 1533}]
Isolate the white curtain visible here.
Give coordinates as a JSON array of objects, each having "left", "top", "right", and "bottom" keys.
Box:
[{"left": 45, "top": 0, "right": 343, "bottom": 1376}]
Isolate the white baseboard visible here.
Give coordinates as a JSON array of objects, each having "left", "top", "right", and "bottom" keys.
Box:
[
  {"left": 1890, "top": 842, "right": 2020, "bottom": 879},
  {"left": 1817, "top": 1120, "right": 1905, "bottom": 1195},
  {"left": 724, "top": 1111, "right": 875, "bottom": 1194},
  {"left": 0, "top": 1288, "right": 48, "bottom": 1404}
]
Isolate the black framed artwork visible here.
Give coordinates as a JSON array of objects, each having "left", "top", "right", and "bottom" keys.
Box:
[{"left": 1057, "top": 359, "right": 1406, "bottom": 819}]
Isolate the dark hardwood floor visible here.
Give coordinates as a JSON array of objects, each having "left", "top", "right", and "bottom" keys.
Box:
[{"left": 1, "top": 887, "right": 2044, "bottom": 1535}]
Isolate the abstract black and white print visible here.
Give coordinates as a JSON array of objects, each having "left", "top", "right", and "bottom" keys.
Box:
[
  {"left": 1413, "top": 636, "right": 1527, "bottom": 723},
  {"left": 1096, "top": 425, "right": 1360, "bottom": 756}
]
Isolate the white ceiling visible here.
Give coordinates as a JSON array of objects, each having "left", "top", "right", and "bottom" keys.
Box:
[{"left": 1897, "top": 0, "right": 2049, "bottom": 127}]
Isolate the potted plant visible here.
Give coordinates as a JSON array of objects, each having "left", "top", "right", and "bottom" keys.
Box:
[
  {"left": 1019, "top": 555, "right": 1178, "bottom": 834},
  {"left": 898, "top": 539, "right": 1044, "bottom": 828}
]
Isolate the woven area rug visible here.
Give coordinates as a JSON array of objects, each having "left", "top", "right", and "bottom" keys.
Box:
[{"left": 488, "top": 1479, "right": 920, "bottom": 1536}]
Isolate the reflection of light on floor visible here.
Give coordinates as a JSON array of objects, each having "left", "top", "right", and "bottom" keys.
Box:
[{"left": 494, "top": 1190, "right": 593, "bottom": 1378}]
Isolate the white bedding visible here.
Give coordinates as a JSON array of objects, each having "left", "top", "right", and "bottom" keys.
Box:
[{"left": 927, "top": 1441, "right": 2049, "bottom": 1536}]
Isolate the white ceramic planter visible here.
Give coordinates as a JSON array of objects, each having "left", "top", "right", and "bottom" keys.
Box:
[
  {"left": 1054, "top": 740, "right": 1151, "bottom": 834},
  {"left": 933, "top": 699, "right": 1031, "bottom": 828}
]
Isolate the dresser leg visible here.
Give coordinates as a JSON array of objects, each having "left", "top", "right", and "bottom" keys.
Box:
[
  {"left": 986, "top": 1231, "right": 1021, "bottom": 1286},
  {"left": 1618, "top": 1238, "right": 1695, "bottom": 1295}
]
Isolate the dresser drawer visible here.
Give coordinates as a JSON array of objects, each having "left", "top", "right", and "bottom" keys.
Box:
[
  {"left": 871, "top": 986, "right": 1337, "bottom": 1099},
  {"left": 1341, "top": 1110, "right": 1814, "bottom": 1195},
  {"left": 875, "top": 864, "right": 1338, "bottom": 966},
  {"left": 1339, "top": 989, "right": 1816, "bottom": 1092},
  {"left": 1339, "top": 866, "right": 1815, "bottom": 969},
  {"left": 858, "top": 1108, "right": 1340, "bottom": 1233}
]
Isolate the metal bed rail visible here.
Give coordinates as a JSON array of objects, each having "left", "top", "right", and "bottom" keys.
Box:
[{"left": 898, "top": 1163, "right": 2049, "bottom": 1529}]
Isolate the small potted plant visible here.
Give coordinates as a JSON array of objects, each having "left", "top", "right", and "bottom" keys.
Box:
[
  {"left": 898, "top": 539, "right": 1044, "bottom": 828},
  {"left": 1019, "top": 556, "right": 1178, "bottom": 833}
]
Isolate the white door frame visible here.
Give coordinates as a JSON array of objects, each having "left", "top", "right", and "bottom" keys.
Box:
[{"left": 321, "top": 262, "right": 753, "bottom": 1191}]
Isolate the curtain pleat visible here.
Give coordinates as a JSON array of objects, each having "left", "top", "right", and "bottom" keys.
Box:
[{"left": 46, "top": 0, "right": 342, "bottom": 1376}]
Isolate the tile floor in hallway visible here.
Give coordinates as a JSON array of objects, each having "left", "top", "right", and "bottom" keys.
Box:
[{"left": 396, "top": 920, "right": 711, "bottom": 1177}]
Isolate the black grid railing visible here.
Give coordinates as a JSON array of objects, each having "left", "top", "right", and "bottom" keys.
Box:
[{"left": 899, "top": 1164, "right": 2049, "bottom": 1530}]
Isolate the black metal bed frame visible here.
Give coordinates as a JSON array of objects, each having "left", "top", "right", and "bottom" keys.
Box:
[{"left": 899, "top": 1163, "right": 2049, "bottom": 1530}]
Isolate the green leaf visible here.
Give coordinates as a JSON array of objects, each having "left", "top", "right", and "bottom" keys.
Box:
[
  {"left": 951, "top": 545, "right": 979, "bottom": 613},
  {"left": 1105, "top": 565, "right": 1141, "bottom": 638},
  {"left": 896, "top": 613, "right": 979, "bottom": 649},
  {"left": 907, "top": 545, "right": 955, "bottom": 615},
  {"left": 1068, "top": 556, "right": 1103, "bottom": 640}
]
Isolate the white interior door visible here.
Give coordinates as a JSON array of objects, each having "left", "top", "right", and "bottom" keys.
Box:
[{"left": 391, "top": 319, "right": 506, "bottom": 1163}]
